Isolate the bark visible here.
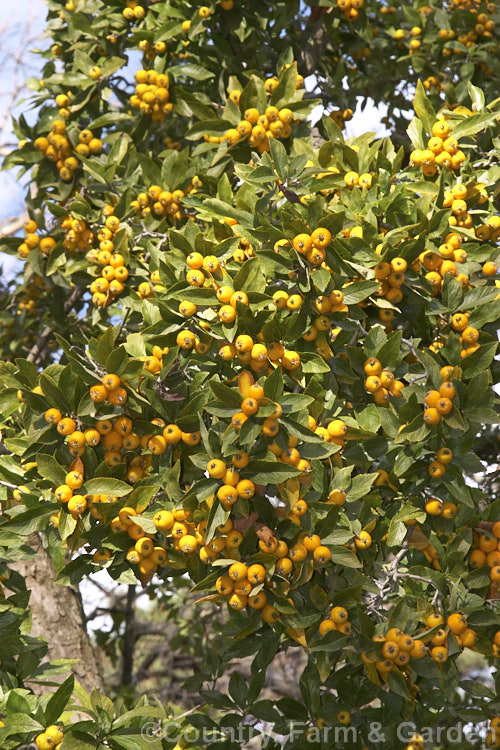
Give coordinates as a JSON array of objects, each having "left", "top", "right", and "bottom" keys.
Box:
[{"left": 12, "top": 534, "right": 104, "bottom": 694}]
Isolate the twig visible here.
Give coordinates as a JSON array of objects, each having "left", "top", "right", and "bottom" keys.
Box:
[
  {"left": 402, "top": 573, "right": 442, "bottom": 607},
  {"left": 121, "top": 585, "right": 136, "bottom": 687},
  {"left": 0, "top": 478, "right": 17, "bottom": 490},
  {"left": 402, "top": 337, "right": 429, "bottom": 385},
  {"left": 116, "top": 306, "right": 131, "bottom": 340}
]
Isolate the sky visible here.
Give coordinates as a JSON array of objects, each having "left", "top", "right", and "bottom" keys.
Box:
[
  {"left": 0, "top": 0, "right": 46, "bottom": 276},
  {"left": 0, "top": 0, "right": 46, "bottom": 210}
]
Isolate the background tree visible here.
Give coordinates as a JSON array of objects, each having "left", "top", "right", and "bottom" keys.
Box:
[{"left": 0, "top": 1, "right": 499, "bottom": 749}]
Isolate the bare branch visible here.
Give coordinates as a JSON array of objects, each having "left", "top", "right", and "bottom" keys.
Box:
[{"left": 0, "top": 214, "right": 27, "bottom": 240}]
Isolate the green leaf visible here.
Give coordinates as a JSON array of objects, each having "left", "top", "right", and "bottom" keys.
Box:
[
  {"left": 465, "top": 407, "right": 498, "bottom": 425},
  {"left": 45, "top": 674, "right": 74, "bottom": 725},
  {"left": 78, "top": 155, "right": 109, "bottom": 185},
  {"left": 299, "top": 441, "right": 341, "bottom": 459},
  {"left": 407, "top": 116, "right": 425, "bottom": 150},
  {"left": 186, "top": 120, "right": 231, "bottom": 141},
  {"left": 233, "top": 257, "right": 266, "bottom": 292},
  {"left": 106, "top": 737, "right": 144, "bottom": 750},
  {"left": 386, "top": 668, "right": 411, "bottom": 700},
  {"left": 168, "top": 63, "right": 214, "bottom": 80},
  {"left": 342, "top": 280, "right": 380, "bottom": 305},
  {"left": 308, "top": 631, "right": 351, "bottom": 652},
  {"left": 299, "top": 353, "right": 330, "bottom": 374},
  {"left": 155, "top": 18, "right": 184, "bottom": 41},
  {"left": 106, "top": 345, "right": 128, "bottom": 377},
  {"left": 461, "top": 342, "right": 497, "bottom": 379},
  {"left": 244, "top": 461, "right": 302, "bottom": 484},
  {"left": 39, "top": 373, "right": 71, "bottom": 413},
  {"left": 413, "top": 80, "right": 436, "bottom": 137},
  {"left": 4, "top": 504, "right": 59, "bottom": 534},
  {"left": 346, "top": 473, "right": 377, "bottom": 502},
  {"left": 83, "top": 478, "right": 131, "bottom": 497},
  {"left": 36, "top": 454, "right": 67, "bottom": 486},
  {"left": 283, "top": 417, "right": 322, "bottom": 444},
  {"left": 271, "top": 62, "right": 300, "bottom": 108},
  {"left": 129, "top": 515, "right": 157, "bottom": 534},
  {"left": 331, "top": 465, "right": 354, "bottom": 490},
  {"left": 417, "top": 349, "right": 442, "bottom": 387},
  {"left": 229, "top": 672, "right": 248, "bottom": 707},
  {"left": 450, "top": 111, "right": 499, "bottom": 140},
  {"left": 95, "top": 325, "right": 120, "bottom": 364},
  {"left": 280, "top": 394, "right": 314, "bottom": 413},
  {"left": 88, "top": 112, "right": 133, "bottom": 130},
  {"left": 467, "top": 81, "right": 485, "bottom": 112},
  {"left": 269, "top": 138, "right": 288, "bottom": 181},
  {"left": 377, "top": 330, "right": 403, "bottom": 370},
  {"left": 201, "top": 198, "right": 253, "bottom": 225},
  {"left": 59, "top": 511, "right": 78, "bottom": 542},
  {"left": 111, "top": 706, "right": 166, "bottom": 730},
  {"left": 356, "top": 404, "right": 381, "bottom": 433},
  {"left": 0, "top": 713, "right": 44, "bottom": 736},
  {"left": 263, "top": 366, "right": 283, "bottom": 401},
  {"left": 205, "top": 499, "right": 229, "bottom": 544},
  {"left": 363, "top": 325, "right": 387, "bottom": 359},
  {"left": 209, "top": 380, "right": 242, "bottom": 407},
  {"left": 330, "top": 546, "right": 361, "bottom": 568},
  {"left": 441, "top": 274, "right": 463, "bottom": 311},
  {"left": 30, "top": 659, "right": 79, "bottom": 680},
  {"left": 100, "top": 56, "right": 127, "bottom": 77},
  {"left": 460, "top": 286, "right": 500, "bottom": 310}
]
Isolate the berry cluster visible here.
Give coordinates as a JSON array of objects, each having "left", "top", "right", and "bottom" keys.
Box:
[
  {"left": 16, "top": 218, "right": 56, "bottom": 260},
  {"left": 130, "top": 69, "right": 172, "bottom": 123},
  {"left": 130, "top": 179, "right": 202, "bottom": 221},
  {"left": 35, "top": 725, "right": 64, "bottom": 750},
  {"left": 416, "top": 232, "right": 470, "bottom": 297},
  {"left": 469, "top": 523, "right": 500, "bottom": 586},
  {"left": 343, "top": 170, "right": 373, "bottom": 188},
  {"left": 60, "top": 215, "right": 94, "bottom": 254},
  {"left": 373, "top": 255, "right": 408, "bottom": 306},
  {"left": 336, "top": 0, "right": 364, "bottom": 22},
  {"left": 87, "top": 213, "right": 129, "bottom": 307},
  {"left": 363, "top": 357, "right": 404, "bottom": 405},
  {"left": 411, "top": 118, "right": 465, "bottom": 176},
  {"left": 34, "top": 120, "right": 102, "bottom": 182},
  {"left": 221, "top": 105, "right": 295, "bottom": 153},
  {"left": 329, "top": 107, "right": 354, "bottom": 128},
  {"left": 122, "top": 0, "right": 146, "bottom": 22},
  {"left": 289, "top": 226, "right": 333, "bottom": 266}
]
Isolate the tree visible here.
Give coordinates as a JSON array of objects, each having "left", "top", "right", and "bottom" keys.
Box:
[{"left": 0, "top": 0, "right": 499, "bottom": 748}]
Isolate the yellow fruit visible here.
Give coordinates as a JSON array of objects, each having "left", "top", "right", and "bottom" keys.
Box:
[{"left": 262, "top": 605, "right": 280, "bottom": 623}]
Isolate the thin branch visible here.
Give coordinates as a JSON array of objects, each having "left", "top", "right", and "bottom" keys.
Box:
[
  {"left": 402, "top": 337, "right": 429, "bottom": 385},
  {"left": 120, "top": 585, "right": 136, "bottom": 688},
  {"left": 0, "top": 478, "right": 17, "bottom": 490},
  {"left": 0, "top": 214, "right": 27, "bottom": 239}
]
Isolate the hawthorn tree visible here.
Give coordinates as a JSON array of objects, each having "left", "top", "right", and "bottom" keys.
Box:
[{"left": 0, "top": 0, "right": 500, "bottom": 748}]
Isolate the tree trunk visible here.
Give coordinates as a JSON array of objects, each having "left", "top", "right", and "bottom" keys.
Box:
[{"left": 12, "top": 534, "right": 104, "bottom": 694}]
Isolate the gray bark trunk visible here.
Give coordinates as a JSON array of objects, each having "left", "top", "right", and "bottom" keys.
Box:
[{"left": 12, "top": 534, "right": 104, "bottom": 694}]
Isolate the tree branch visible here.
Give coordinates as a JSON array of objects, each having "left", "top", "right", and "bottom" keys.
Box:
[{"left": 120, "top": 585, "right": 136, "bottom": 688}]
